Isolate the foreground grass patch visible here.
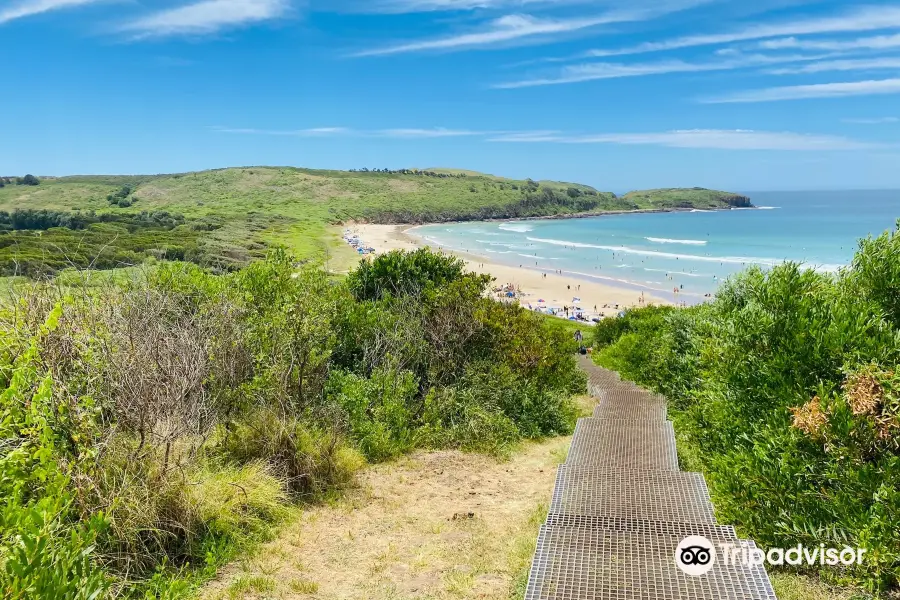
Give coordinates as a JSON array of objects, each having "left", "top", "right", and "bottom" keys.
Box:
[{"left": 202, "top": 438, "right": 572, "bottom": 599}]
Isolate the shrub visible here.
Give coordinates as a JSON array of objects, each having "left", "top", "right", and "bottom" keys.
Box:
[
  {"left": 222, "top": 409, "right": 364, "bottom": 499},
  {"left": 0, "top": 248, "right": 583, "bottom": 595},
  {"left": 327, "top": 366, "right": 419, "bottom": 461},
  {"left": 347, "top": 247, "right": 486, "bottom": 301},
  {"left": 0, "top": 306, "right": 109, "bottom": 599},
  {"left": 593, "top": 227, "right": 900, "bottom": 592}
]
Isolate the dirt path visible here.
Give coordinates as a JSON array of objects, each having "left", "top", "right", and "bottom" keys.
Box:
[{"left": 202, "top": 437, "right": 575, "bottom": 600}]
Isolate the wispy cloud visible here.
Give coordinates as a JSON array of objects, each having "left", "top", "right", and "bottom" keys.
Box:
[
  {"left": 576, "top": 5, "right": 900, "bottom": 58},
  {"left": 0, "top": 0, "right": 104, "bottom": 24},
  {"left": 213, "top": 124, "right": 876, "bottom": 151},
  {"left": 488, "top": 129, "right": 876, "bottom": 151},
  {"left": 842, "top": 117, "right": 899, "bottom": 124},
  {"left": 212, "top": 126, "right": 494, "bottom": 137},
  {"left": 352, "top": 10, "right": 652, "bottom": 56},
  {"left": 703, "top": 78, "right": 900, "bottom": 103},
  {"left": 211, "top": 126, "right": 351, "bottom": 135},
  {"left": 494, "top": 51, "right": 829, "bottom": 88},
  {"left": 213, "top": 125, "right": 533, "bottom": 138},
  {"left": 758, "top": 33, "right": 900, "bottom": 52},
  {"left": 767, "top": 57, "right": 900, "bottom": 75},
  {"left": 340, "top": 0, "right": 683, "bottom": 14},
  {"left": 353, "top": 0, "right": 567, "bottom": 12},
  {"left": 377, "top": 128, "right": 486, "bottom": 137},
  {"left": 119, "top": 0, "right": 290, "bottom": 39}
]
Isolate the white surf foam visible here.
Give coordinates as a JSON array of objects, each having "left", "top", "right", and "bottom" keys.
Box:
[
  {"left": 499, "top": 223, "right": 534, "bottom": 233},
  {"left": 646, "top": 237, "right": 707, "bottom": 246},
  {"left": 527, "top": 237, "right": 783, "bottom": 267},
  {"left": 518, "top": 254, "right": 556, "bottom": 260},
  {"left": 644, "top": 268, "right": 711, "bottom": 278}
]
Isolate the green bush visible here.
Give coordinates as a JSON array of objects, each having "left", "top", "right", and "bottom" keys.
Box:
[
  {"left": 0, "top": 306, "right": 109, "bottom": 599},
  {"left": 347, "top": 247, "right": 484, "bottom": 301},
  {"left": 327, "top": 366, "right": 419, "bottom": 461},
  {"left": 594, "top": 226, "right": 900, "bottom": 593},
  {"left": 0, "top": 248, "right": 583, "bottom": 596},
  {"left": 222, "top": 409, "right": 364, "bottom": 499}
]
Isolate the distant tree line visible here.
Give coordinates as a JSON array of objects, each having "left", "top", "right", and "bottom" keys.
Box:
[
  {"left": 0, "top": 209, "right": 185, "bottom": 232},
  {"left": 0, "top": 174, "right": 40, "bottom": 188},
  {"left": 362, "top": 182, "right": 628, "bottom": 224},
  {"left": 348, "top": 168, "right": 470, "bottom": 179}
]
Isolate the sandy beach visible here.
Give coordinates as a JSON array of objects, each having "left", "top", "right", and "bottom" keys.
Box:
[{"left": 347, "top": 224, "right": 670, "bottom": 321}]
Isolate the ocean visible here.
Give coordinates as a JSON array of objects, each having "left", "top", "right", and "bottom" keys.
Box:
[{"left": 411, "top": 190, "right": 900, "bottom": 302}]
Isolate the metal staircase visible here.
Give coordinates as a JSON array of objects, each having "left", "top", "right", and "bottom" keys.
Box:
[{"left": 522, "top": 356, "right": 778, "bottom": 600}]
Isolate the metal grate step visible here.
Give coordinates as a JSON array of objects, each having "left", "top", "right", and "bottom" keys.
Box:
[
  {"left": 544, "top": 513, "right": 738, "bottom": 542},
  {"left": 551, "top": 468, "right": 716, "bottom": 525},
  {"left": 566, "top": 419, "right": 679, "bottom": 471},
  {"left": 525, "top": 526, "right": 777, "bottom": 600},
  {"left": 592, "top": 400, "right": 667, "bottom": 422}
]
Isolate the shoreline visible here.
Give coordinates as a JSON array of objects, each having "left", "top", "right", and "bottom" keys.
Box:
[
  {"left": 347, "top": 224, "right": 673, "bottom": 322},
  {"left": 342, "top": 204, "right": 755, "bottom": 228}
]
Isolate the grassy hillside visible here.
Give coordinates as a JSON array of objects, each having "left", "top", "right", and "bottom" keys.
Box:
[
  {"left": 621, "top": 187, "right": 752, "bottom": 209},
  {"left": 0, "top": 168, "right": 750, "bottom": 277}
]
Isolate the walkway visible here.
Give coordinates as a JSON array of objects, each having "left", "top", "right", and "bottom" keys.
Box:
[{"left": 523, "top": 356, "right": 778, "bottom": 599}]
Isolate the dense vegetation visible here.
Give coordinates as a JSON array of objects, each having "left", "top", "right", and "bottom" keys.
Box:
[
  {"left": 621, "top": 187, "right": 752, "bottom": 209},
  {"left": 591, "top": 224, "right": 900, "bottom": 594},
  {"left": 0, "top": 248, "right": 583, "bottom": 597},
  {"left": 0, "top": 168, "right": 749, "bottom": 275}
]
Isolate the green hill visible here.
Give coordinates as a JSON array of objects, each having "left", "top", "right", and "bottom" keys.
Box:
[
  {"left": 0, "top": 168, "right": 751, "bottom": 277},
  {"left": 621, "top": 187, "right": 752, "bottom": 209}
]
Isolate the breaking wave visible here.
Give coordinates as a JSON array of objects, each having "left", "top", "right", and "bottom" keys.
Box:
[
  {"left": 499, "top": 222, "right": 534, "bottom": 233},
  {"left": 646, "top": 237, "right": 707, "bottom": 246}
]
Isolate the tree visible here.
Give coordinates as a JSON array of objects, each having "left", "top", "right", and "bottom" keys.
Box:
[
  {"left": 347, "top": 247, "right": 488, "bottom": 302},
  {"left": 17, "top": 174, "right": 40, "bottom": 186}
]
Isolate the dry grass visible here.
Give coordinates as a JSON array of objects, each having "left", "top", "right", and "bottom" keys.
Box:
[
  {"left": 770, "top": 573, "right": 863, "bottom": 600},
  {"left": 201, "top": 437, "right": 574, "bottom": 600}
]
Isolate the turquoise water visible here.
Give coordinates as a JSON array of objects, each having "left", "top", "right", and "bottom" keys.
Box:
[{"left": 412, "top": 190, "right": 900, "bottom": 301}]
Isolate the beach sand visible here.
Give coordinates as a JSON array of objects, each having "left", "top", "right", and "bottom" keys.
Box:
[{"left": 348, "top": 224, "right": 670, "bottom": 320}]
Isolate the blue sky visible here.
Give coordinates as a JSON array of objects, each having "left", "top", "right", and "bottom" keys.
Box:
[{"left": 3, "top": 0, "right": 900, "bottom": 190}]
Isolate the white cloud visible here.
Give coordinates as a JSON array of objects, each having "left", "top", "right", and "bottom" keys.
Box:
[
  {"left": 703, "top": 78, "right": 900, "bottom": 103},
  {"left": 377, "top": 128, "right": 486, "bottom": 137},
  {"left": 488, "top": 129, "right": 876, "bottom": 150},
  {"left": 758, "top": 33, "right": 900, "bottom": 52},
  {"left": 842, "top": 117, "right": 899, "bottom": 124},
  {"left": 352, "top": 9, "right": 654, "bottom": 56},
  {"left": 0, "top": 0, "right": 104, "bottom": 24},
  {"left": 356, "top": 0, "right": 543, "bottom": 12},
  {"left": 579, "top": 5, "right": 900, "bottom": 58},
  {"left": 211, "top": 126, "right": 350, "bottom": 135},
  {"left": 341, "top": 0, "right": 697, "bottom": 14},
  {"left": 494, "top": 52, "right": 834, "bottom": 88},
  {"left": 767, "top": 57, "right": 900, "bottom": 75},
  {"left": 211, "top": 125, "right": 877, "bottom": 151},
  {"left": 119, "top": 0, "right": 290, "bottom": 38}
]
